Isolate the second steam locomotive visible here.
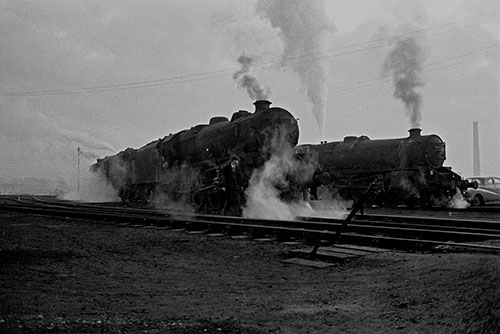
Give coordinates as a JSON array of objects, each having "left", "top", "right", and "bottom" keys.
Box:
[
  {"left": 297, "top": 128, "right": 476, "bottom": 207},
  {"left": 91, "top": 100, "right": 299, "bottom": 213}
]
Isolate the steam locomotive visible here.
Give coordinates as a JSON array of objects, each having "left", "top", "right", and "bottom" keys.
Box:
[
  {"left": 296, "top": 128, "right": 476, "bottom": 207},
  {"left": 91, "top": 100, "right": 299, "bottom": 213}
]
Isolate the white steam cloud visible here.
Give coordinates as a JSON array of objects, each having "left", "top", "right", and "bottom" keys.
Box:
[
  {"left": 382, "top": 37, "right": 426, "bottom": 128},
  {"left": 448, "top": 189, "right": 470, "bottom": 209},
  {"left": 64, "top": 168, "right": 120, "bottom": 202},
  {"left": 151, "top": 165, "right": 200, "bottom": 213},
  {"left": 79, "top": 150, "right": 101, "bottom": 161},
  {"left": 0, "top": 100, "right": 115, "bottom": 196},
  {"left": 58, "top": 128, "right": 115, "bottom": 152},
  {"left": 242, "top": 127, "right": 315, "bottom": 220},
  {"left": 256, "top": 0, "right": 335, "bottom": 137},
  {"left": 243, "top": 152, "right": 298, "bottom": 220},
  {"left": 243, "top": 149, "right": 348, "bottom": 220}
]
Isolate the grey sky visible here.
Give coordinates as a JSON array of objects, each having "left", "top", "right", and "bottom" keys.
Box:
[{"left": 0, "top": 0, "right": 499, "bottom": 189}]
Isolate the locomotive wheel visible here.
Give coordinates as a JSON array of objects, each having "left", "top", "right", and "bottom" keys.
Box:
[
  {"left": 354, "top": 191, "right": 377, "bottom": 208},
  {"left": 118, "top": 189, "right": 127, "bottom": 202},
  {"left": 420, "top": 194, "right": 433, "bottom": 208},
  {"left": 421, "top": 199, "right": 433, "bottom": 208},
  {"left": 208, "top": 190, "right": 227, "bottom": 212},
  {"left": 146, "top": 187, "right": 156, "bottom": 203},
  {"left": 190, "top": 190, "right": 206, "bottom": 210},
  {"left": 405, "top": 198, "right": 418, "bottom": 208},
  {"left": 383, "top": 192, "right": 398, "bottom": 208}
]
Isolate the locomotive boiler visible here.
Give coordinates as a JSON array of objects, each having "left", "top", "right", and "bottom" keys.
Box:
[
  {"left": 296, "top": 128, "right": 476, "bottom": 207},
  {"left": 91, "top": 100, "right": 299, "bottom": 213}
]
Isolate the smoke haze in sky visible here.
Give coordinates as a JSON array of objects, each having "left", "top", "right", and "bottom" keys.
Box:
[
  {"left": 0, "top": 0, "right": 498, "bottom": 191},
  {"left": 256, "top": 0, "right": 335, "bottom": 137}
]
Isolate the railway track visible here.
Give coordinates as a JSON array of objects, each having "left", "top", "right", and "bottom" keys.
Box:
[
  {"left": 1, "top": 195, "right": 500, "bottom": 253},
  {"left": 365, "top": 204, "right": 500, "bottom": 217}
]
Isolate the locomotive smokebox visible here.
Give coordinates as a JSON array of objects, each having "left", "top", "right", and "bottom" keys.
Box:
[
  {"left": 408, "top": 128, "right": 422, "bottom": 138},
  {"left": 253, "top": 100, "right": 272, "bottom": 113}
]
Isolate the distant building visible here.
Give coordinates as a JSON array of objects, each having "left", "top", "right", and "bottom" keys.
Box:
[{"left": 0, "top": 177, "right": 68, "bottom": 196}]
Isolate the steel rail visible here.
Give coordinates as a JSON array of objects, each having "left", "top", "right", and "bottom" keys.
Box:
[
  {"left": 2, "top": 201, "right": 500, "bottom": 252},
  {"left": 351, "top": 213, "right": 500, "bottom": 227},
  {"left": 3, "top": 199, "right": 500, "bottom": 238},
  {"left": 5, "top": 199, "right": 500, "bottom": 238},
  {"left": 367, "top": 205, "right": 500, "bottom": 214}
]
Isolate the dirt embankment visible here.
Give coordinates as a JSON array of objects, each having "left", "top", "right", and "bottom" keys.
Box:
[{"left": 1, "top": 211, "right": 500, "bottom": 333}]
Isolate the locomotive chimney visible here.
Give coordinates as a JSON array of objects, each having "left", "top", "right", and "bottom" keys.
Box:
[
  {"left": 253, "top": 100, "right": 272, "bottom": 113},
  {"left": 408, "top": 128, "right": 422, "bottom": 138}
]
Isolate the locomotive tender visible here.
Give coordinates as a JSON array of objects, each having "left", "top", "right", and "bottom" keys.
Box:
[
  {"left": 297, "top": 128, "right": 476, "bottom": 207},
  {"left": 91, "top": 100, "right": 299, "bottom": 213}
]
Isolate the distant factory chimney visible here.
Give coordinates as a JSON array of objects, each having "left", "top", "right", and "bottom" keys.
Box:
[
  {"left": 253, "top": 100, "right": 272, "bottom": 113},
  {"left": 473, "top": 121, "right": 481, "bottom": 176}
]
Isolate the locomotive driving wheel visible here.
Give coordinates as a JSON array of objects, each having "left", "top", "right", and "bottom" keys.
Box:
[
  {"left": 405, "top": 198, "right": 418, "bottom": 208},
  {"left": 208, "top": 190, "right": 227, "bottom": 212},
  {"left": 383, "top": 191, "right": 399, "bottom": 208},
  {"left": 190, "top": 189, "right": 207, "bottom": 211}
]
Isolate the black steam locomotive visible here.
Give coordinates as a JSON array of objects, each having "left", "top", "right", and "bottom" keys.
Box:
[
  {"left": 91, "top": 100, "right": 299, "bottom": 213},
  {"left": 296, "top": 128, "right": 476, "bottom": 207}
]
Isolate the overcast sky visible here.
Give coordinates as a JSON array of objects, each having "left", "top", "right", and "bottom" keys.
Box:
[{"left": 1, "top": 0, "right": 499, "bottom": 188}]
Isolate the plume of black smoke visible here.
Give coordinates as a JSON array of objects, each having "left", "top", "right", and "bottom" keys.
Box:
[
  {"left": 256, "top": 0, "right": 334, "bottom": 137},
  {"left": 382, "top": 37, "right": 425, "bottom": 128},
  {"left": 233, "top": 55, "right": 270, "bottom": 100}
]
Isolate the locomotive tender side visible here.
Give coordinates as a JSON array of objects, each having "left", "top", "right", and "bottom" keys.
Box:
[
  {"left": 297, "top": 128, "right": 475, "bottom": 207},
  {"left": 91, "top": 100, "right": 299, "bottom": 213}
]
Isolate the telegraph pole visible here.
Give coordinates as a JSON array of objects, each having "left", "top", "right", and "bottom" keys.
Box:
[{"left": 77, "top": 147, "right": 81, "bottom": 193}]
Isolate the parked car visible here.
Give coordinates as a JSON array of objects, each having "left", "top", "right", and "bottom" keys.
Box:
[{"left": 464, "top": 176, "right": 500, "bottom": 205}]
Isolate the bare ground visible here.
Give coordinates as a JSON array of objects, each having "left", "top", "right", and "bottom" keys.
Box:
[{"left": 1, "top": 211, "right": 500, "bottom": 334}]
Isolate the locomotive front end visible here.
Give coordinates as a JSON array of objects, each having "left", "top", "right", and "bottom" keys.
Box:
[
  {"left": 407, "top": 129, "right": 476, "bottom": 205},
  {"left": 409, "top": 128, "right": 446, "bottom": 169},
  {"left": 252, "top": 100, "right": 299, "bottom": 157}
]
